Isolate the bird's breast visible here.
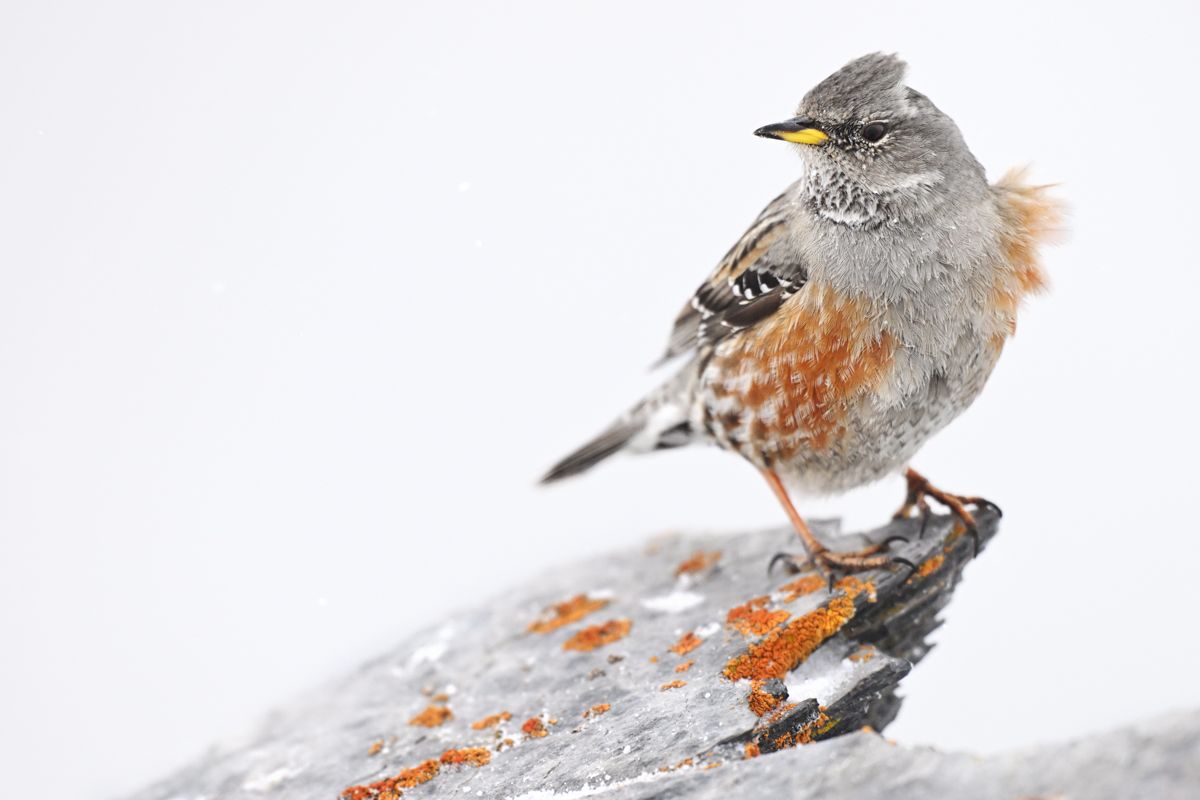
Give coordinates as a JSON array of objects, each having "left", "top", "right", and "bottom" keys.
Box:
[{"left": 696, "top": 284, "right": 897, "bottom": 466}]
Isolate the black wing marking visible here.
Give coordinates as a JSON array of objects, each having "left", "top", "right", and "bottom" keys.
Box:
[
  {"left": 659, "top": 188, "right": 807, "bottom": 361},
  {"left": 692, "top": 260, "right": 805, "bottom": 348}
]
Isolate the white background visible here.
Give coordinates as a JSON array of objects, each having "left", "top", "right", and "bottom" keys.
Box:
[{"left": 3, "top": 2, "right": 1198, "bottom": 797}]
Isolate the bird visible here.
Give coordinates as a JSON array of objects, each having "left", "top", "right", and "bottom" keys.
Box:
[{"left": 541, "top": 53, "right": 1061, "bottom": 579}]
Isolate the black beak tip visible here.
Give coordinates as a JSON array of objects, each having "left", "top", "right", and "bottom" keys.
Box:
[{"left": 753, "top": 126, "right": 777, "bottom": 139}]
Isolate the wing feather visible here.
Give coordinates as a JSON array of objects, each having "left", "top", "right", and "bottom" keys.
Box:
[{"left": 659, "top": 188, "right": 808, "bottom": 361}]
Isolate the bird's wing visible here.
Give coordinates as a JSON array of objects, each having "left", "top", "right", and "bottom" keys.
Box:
[{"left": 659, "top": 189, "right": 809, "bottom": 361}]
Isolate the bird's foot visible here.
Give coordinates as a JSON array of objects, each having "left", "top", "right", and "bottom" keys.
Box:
[
  {"left": 892, "top": 467, "right": 1001, "bottom": 557},
  {"left": 768, "top": 537, "right": 915, "bottom": 591}
]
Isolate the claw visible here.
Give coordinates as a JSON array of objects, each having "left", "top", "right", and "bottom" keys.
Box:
[
  {"left": 890, "top": 556, "right": 917, "bottom": 580},
  {"left": 768, "top": 552, "right": 800, "bottom": 576},
  {"left": 973, "top": 498, "right": 1003, "bottom": 518},
  {"left": 898, "top": 468, "right": 994, "bottom": 557},
  {"left": 965, "top": 521, "right": 981, "bottom": 558},
  {"left": 918, "top": 500, "right": 932, "bottom": 539}
]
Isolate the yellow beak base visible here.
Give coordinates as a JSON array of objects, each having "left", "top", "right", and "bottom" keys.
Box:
[
  {"left": 776, "top": 128, "right": 828, "bottom": 145},
  {"left": 754, "top": 118, "right": 829, "bottom": 146}
]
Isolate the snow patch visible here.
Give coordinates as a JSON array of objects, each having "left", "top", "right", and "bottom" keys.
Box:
[
  {"left": 640, "top": 590, "right": 704, "bottom": 614},
  {"left": 242, "top": 765, "right": 302, "bottom": 792}
]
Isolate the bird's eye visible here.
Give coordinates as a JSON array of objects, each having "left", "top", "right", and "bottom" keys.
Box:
[{"left": 861, "top": 122, "right": 889, "bottom": 143}]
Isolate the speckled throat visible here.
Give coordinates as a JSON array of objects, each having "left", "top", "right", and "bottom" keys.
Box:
[{"left": 803, "top": 162, "right": 912, "bottom": 229}]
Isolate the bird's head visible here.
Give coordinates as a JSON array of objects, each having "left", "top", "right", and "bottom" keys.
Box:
[{"left": 755, "top": 53, "right": 979, "bottom": 196}]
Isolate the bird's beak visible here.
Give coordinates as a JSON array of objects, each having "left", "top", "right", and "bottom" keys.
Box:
[{"left": 754, "top": 117, "right": 828, "bottom": 145}]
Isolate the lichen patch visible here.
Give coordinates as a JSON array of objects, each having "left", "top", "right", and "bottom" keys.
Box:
[
  {"left": 770, "top": 711, "right": 834, "bottom": 750},
  {"left": 723, "top": 595, "right": 857, "bottom": 682},
  {"left": 470, "top": 711, "right": 512, "bottom": 730},
  {"left": 833, "top": 576, "right": 876, "bottom": 602},
  {"left": 341, "top": 757, "right": 441, "bottom": 800},
  {"left": 776, "top": 574, "right": 825, "bottom": 602},
  {"left": 675, "top": 550, "right": 722, "bottom": 576},
  {"left": 915, "top": 554, "right": 945, "bottom": 578},
  {"left": 521, "top": 717, "right": 549, "bottom": 739},
  {"left": 848, "top": 644, "right": 877, "bottom": 663},
  {"left": 408, "top": 705, "right": 453, "bottom": 728},
  {"left": 563, "top": 619, "right": 632, "bottom": 652},
  {"left": 668, "top": 631, "right": 704, "bottom": 656},
  {"left": 528, "top": 594, "right": 610, "bottom": 634},
  {"left": 747, "top": 680, "right": 783, "bottom": 717},
  {"left": 440, "top": 747, "right": 491, "bottom": 767},
  {"left": 582, "top": 703, "right": 611, "bottom": 718},
  {"left": 726, "top": 595, "right": 791, "bottom": 637}
]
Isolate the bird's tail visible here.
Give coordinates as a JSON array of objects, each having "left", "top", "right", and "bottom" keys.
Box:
[{"left": 540, "top": 361, "right": 698, "bottom": 484}]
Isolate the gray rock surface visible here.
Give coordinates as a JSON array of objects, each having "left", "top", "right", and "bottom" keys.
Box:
[
  {"left": 568, "top": 710, "right": 1200, "bottom": 800},
  {"left": 126, "top": 511, "right": 1198, "bottom": 799}
]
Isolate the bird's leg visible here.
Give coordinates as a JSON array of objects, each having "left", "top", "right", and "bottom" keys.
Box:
[
  {"left": 892, "top": 467, "right": 1001, "bottom": 556},
  {"left": 763, "top": 469, "right": 913, "bottom": 584}
]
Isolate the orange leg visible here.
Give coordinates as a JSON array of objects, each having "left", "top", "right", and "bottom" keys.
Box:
[
  {"left": 762, "top": 469, "right": 913, "bottom": 581},
  {"left": 892, "top": 467, "right": 1001, "bottom": 556}
]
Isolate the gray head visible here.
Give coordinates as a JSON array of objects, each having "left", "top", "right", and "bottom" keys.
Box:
[{"left": 755, "top": 53, "right": 984, "bottom": 198}]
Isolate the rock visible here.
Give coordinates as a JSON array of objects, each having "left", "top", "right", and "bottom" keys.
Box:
[
  {"left": 555, "top": 709, "right": 1200, "bottom": 800},
  {"left": 124, "top": 510, "right": 1196, "bottom": 799}
]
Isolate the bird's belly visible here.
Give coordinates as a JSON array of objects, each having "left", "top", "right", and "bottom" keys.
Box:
[
  {"left": 773, "top": 373, "right": 972, "bottom": 493},
  {"left": 696, "top": 301, "right": 1000, "bottom": 493}
]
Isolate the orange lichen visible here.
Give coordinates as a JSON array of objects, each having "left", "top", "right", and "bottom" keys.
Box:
[
  {"left": 674, "top": 660, "right": 694, "bottom": 674},
  {"left": 833, "top": 576, "right": 877, "bottom": 602},
  {"left": 430, "top": 692, "right": 450, "bottom": 703},
  {"left": 582, "top": 703, "right": 611, "bottom": 718},
  {"left": 675, "top": 550, "right": 722, "bottom": 576},
  {"left": 764, "top": 701, "right": 798, "bottom": 726},
  {"left": 777, "top": 574, "right": 825, "bottom": 601},
  {"left": 470, "top": 711, "right": 512, "bottom": 730},
  {"left": 394, "top": 759, "right": 441, "bottom": 788},
  {"left": 660, "top": 680, "right": 687, "bottom": 691},
  {"left": 723, "top": 595, "right": 857, "bottom": 682},
  {"left": 521, "top": 717, "right": 548, "bottom": 738},
  {"left": 648, "top": 655, "right": 658, "bottom": 664},
  {"left": 727, "top": 595, "right": 791, "bottom": 637},
  {"left": 367, "top": 740, "right": 384, "bottom": 756},
  {"left": 341, "top": 786, "right": 390, "bottom": 800},
  {"left": 915, "top": 554, "right": 945, "bottom": 578},
  {"left": 769, "top": 711, "right": 834, "bottom": 751},
  {"left": 341, "top": 756, "right": 443, "bottom": 800},
  {"left": 528, "top": 593, "right": 610, "bottom": 634},
  {"left": 409, "top": 705, "right": 453, "bottom": 727},
  {"left": 943, "top": 521, "right": 968, "bottom": 545},
  {"left": 562, "top": 618, "right": 632, "bottom": 652},
  {"left": 747, "top": 680, "right": 783, "bottom": 717},
  {"left": 440, "top": 747, "right": 491, "bottom": 767},
  {"left": 669, "top": 631, "right": 703, "bottom": 655},
  {"left": 744, "top": 742, "right": 761, "bottom": 759},
  {"left": 800, "top": 712, "right": 837, "bottom": 743},
  {"left": 848, "top": 644, "right": 877, "bottom": 663}
]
